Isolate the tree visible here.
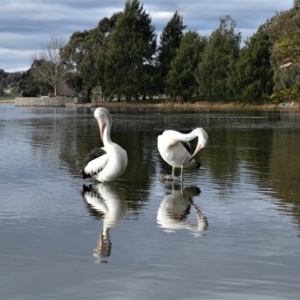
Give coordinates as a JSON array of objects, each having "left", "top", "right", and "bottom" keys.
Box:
[
  {"left": 95, "top": 13, "right": 123, "bottom": 100},
  {"left": 19, "top": 66, "right": 52, "bottom": 97},
  {"left": 104, "top": 0, "right": 156, "bottom": 102},
  {"left": 139, "top": 64, "right": 161, "bottom": 100},
  {"left": 31, "top": 36, "right": 71, "bottom": 96},
  {"left": 0, "top": 69, "right": 8, "bottom": 94},
  {"left": 227, "top": 21, "right": 274, "bottom": 102},
  {"left": 268, "top": 2, "right": 300, "bottom": 100},
  {"left": 195, "top": 16, "right": 241, "bottom": 102},
  {"left": 166, "top": 31, "right": 206, "bottom": 101},
  {"left": 157, "top": 11, "right": 186, "bottom": 93},
  {"left": 61, "top": 13, "right": 121, "bottom": 99},
  {"left": 19, "top": 70, "right": 39, "bottom": 96},
  {"left": 61, "top": 29, "right": 97, "bottom": 98}
]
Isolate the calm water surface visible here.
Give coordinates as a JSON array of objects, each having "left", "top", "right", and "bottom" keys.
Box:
[{"left": 0, "top": 103, "right": 300, "bottom": 299}]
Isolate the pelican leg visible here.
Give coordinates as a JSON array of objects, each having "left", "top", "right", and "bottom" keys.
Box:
[
  {"left": 160, "top": 167, "right": 181, "bottom": 181},
  {"left": 168, "top": 167, "right": 183, "bottom": 181},
  {"left": 179, "top": 165, "right": 184, "bottom": 181},
  {"left": 172, "top": 167, "right": 182, "bottom": 181},
  {"left": 167, "top": 166, "right": 183, "bottom": 182},
  {"left": 172, "top": 166, "right": 175, "bottom": 177}
]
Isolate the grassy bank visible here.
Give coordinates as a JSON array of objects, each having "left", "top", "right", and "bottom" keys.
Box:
[
  {"left": 0, "top": 94, "right": 15, "bottom": 103},
  {"left": 88, "top": 100, "right": 299, "bottom": 110},
  {"left": 2, "top": 96, "right": 299, "bottom": 110}
]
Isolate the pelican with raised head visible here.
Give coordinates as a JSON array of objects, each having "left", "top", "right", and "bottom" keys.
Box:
[
  {"left": 79, "top": 107, "right": 127, "bottom": 182},
  {"left": 158, "top": 127, "right": 208, "bottom": 181}
]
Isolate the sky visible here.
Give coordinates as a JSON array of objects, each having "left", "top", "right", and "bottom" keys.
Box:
[{"left": 0, "top": 0, "right": 293, "bottom": 73}]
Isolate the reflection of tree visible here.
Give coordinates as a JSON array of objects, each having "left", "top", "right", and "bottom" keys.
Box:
[
  {"left": 269, "top": 129, "right": 300, "bottom": 228},
  {"left": 206, "top": 129, "right": 240, "bottom": 189},
  {"left": 239, "top": 129, "right": 273, "bottom": 184}
]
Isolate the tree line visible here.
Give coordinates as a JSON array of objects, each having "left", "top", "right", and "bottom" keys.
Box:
[{"left": 2, "top": 0, "right": 300, "bottom": 103}]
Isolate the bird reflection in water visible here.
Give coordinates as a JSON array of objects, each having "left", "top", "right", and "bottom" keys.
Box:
[
  {"left": 81, "top": 183, "right": 127, "bottom": 263},
  {"left": 157, "top": 184, "right": 208, "bottom": 237}
]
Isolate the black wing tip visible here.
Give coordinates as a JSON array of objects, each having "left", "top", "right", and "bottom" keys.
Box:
[
  {"left": 196, "top": 162, "right": 202, "bottom": 169},
  {"left": 83, "top": 172, "right": 92, "bottom": 179},
  {"left": 78, "top": 169, "right": 91, "bottom": 179}
]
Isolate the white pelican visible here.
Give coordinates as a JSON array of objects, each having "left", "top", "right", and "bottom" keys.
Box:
[
  {"left": 158, "top": 127, "right": 208, "bottom": 181},
  {"left": 157, "top": 184, "right": 208, "bottom": 236},
  {"left": 81, "top": 183, "right": 127, "bottom": 262},
  {"left": 79, "top": 107, "right": 127, "bottom": 182}
]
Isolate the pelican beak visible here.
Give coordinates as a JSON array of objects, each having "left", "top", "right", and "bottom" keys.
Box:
[
  {"left": 189, "top": 140, "right": 202, "bottom": 162},
  {"left": 97, "top": 118, "right": 106, "bottom": 141}
]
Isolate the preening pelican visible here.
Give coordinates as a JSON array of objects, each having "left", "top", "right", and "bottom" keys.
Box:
[
  {"left": 79, "top": 107, "right": 127, "bottom": 182},
  {"left": 158, "top": 128, "right": 208, "bottom": 181},
  {"left": 81, "top": 183, "right": 127, "bottom": 262},
  {"left": 157, "top": 184, "right": 208, "bottom": 236}
]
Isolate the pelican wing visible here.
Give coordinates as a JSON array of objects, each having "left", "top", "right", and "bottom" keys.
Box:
[
  {"left": 181, "top": 141, "right": 192, "bottom": 155},
  {"left": 79, "top": 148, "right": 108, "bottom": 179}
]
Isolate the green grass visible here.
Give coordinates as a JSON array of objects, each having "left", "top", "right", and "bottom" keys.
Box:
[{"left": 0, "top": 94, "right": 15, "bottom": 102}]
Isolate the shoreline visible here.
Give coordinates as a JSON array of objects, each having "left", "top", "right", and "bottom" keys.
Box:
[
  {"left": 1, "top": 99, "right": 299, "bottom": 110},
  {"left": 67, "top": 100, "right": 299, "bottom": 110}
]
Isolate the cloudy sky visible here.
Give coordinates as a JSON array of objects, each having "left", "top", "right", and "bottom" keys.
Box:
[{"left": 0, "top": 0, "right": 293, "bottom": 73}]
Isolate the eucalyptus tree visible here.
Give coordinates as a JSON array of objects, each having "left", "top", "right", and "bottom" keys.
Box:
[
  {"left": 60, "top": 29, "right": 97, "bottom": 98},
  {"left": 104, "top": 0, "right": 156, "bottom": 102},
  {"left": 31, "top": 36, "right": 71, "bottom": 96},
  {"left": 157, "top": 11, "right": 186, "bottom": 93},
  {"left": 227, "top": 21, "right": 274, "bottom": 102},
  {"left": 0, "top": 69, "right": 6, "bottom": 81},
  {"left": 195, "top": 16, "right": 241, "bottom": 102},
  {"left": 268, "top": 0, "right": 300, "bottom": 100},
  {"left": 166, "top": 31, "right": 206, "bottom": 101},
  {"left": 19, "top": 65, "right": 52, "bottom": 97},
  {"left": 61, "top": 13, "right": 121, "bottom": 99},
  {"left": 0, "top": 69, "right": 7, "bottom": 95}
]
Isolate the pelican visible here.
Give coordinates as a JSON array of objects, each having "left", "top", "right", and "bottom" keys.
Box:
[
  {"left": 81, "top": 183, "right": 127, "bottom": 262},
  {"left": 157, "top": 184, "right": 208, "bottom": 236},
  {"left": 79, "top": 107, "right": 127, "bottom": 182},
  {"left": 158, "top": 128, "right": 208, "bottom": 181}
]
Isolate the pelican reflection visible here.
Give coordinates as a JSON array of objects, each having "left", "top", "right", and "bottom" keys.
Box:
[
  {"left": 81, "top": 183, "right": 127, "bottom": 263},
  {"left": 157, "top": 184, "right": 208, "bottom": 236}
]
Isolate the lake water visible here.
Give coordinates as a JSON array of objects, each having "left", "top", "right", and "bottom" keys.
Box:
[{"left": 0, "top": 102, "right": 300, "bottom": 300}]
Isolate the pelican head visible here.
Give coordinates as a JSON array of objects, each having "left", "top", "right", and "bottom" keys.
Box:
[
  {"left": 189, "top": 127, "right": 208, "bottom": 161},
  {"left": 94, "top": 107, "right": 112, "bottom": 141}
]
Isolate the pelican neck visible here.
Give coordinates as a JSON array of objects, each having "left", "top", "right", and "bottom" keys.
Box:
[{"left": 102, "top": 123, "right": 112, "bottom": 146}]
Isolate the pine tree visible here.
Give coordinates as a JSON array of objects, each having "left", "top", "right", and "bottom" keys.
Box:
[
  {"left": 195, "top": 16, "right": 241, "bottom": 102},
  {"left": 104, "top": 0, "right": 156, "bottom": 102},
  {"left": 166, "top": 31, "right": 206, "bottom": 102},
  {"left": 157, "top": 12, "right": 186, "bottom": 93},
  {"left": 227, "top": 21, "right": 274, "bottom": 102}
]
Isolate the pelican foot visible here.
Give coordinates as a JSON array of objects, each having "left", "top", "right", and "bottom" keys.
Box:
[{"left": 159, "top": 174, "right": 183, "bottom": 182}]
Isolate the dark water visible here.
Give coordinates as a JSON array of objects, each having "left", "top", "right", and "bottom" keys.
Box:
[{"left": 1, "top": 103, "right": 300, "bottom": 299}]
